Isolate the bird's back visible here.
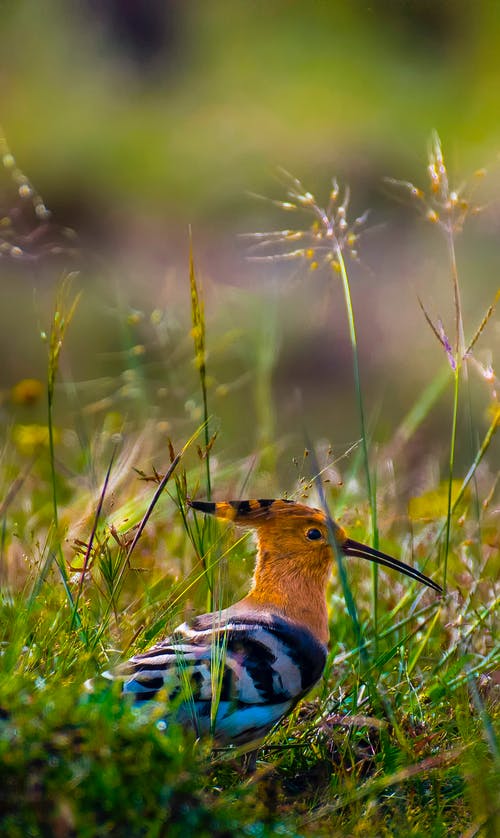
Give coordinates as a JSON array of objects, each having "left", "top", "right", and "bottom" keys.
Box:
[{"left": 110, "top": 609, "right": 327, "bottom": 745}]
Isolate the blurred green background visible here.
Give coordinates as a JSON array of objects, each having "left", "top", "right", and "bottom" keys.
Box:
[{"left": 1, "top": 0, "right": 499, "bottom": 492}]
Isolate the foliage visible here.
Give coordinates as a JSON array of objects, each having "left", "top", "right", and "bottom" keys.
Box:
[
  {"left": 0, "top": 668, "right": 276, "bottom": 837},
  {"left": 0, "top": 137, "right": 499, "bottom": 836}
]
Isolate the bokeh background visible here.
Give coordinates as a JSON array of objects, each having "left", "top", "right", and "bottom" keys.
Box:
[{"left": 1, "top": 1, "right": 499, "bottom": 499}]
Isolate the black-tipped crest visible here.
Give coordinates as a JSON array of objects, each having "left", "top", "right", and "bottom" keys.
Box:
[
  {"left": 230, "top": 500, "right": 252, "bottom": 515},
  {"left": 188, "top": 498, "right": 296, "bottom": 523},
  {"left": 188, "top": 500, "right": 217, "bottom": 515}
]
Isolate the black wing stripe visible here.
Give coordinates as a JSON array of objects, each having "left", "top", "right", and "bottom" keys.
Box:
[
  {"left": 129, "top": 690, "right": 161, "bottom": 702},
  {"left": 132, "top": 675, "right": 165, "bottom": 690},
  {"left": 227, "top": 633, "right": 288, "bottom": 703}
]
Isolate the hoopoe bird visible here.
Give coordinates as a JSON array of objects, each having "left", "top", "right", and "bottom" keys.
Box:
[{"left": 100, "top": 499, "right": 442, "bottom": 746}]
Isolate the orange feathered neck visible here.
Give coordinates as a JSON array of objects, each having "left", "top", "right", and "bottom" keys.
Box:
[{"left": 189, "top": 498, "right": 343, "bottom": 644}]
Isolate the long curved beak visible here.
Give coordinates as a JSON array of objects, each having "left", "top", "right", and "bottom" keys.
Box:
[{"left": 343, "top": 538, "right": 443, "bottom": 595}]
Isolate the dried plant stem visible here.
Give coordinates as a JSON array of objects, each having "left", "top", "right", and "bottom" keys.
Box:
[
  {"left": 189, "top": 236, "right": 219, "bottom": 614},
  {"left": 70, "top": 447, "right": 117, "bottom": 633},
  {"left": 92, "top": 450, "right": 184, "bottom": 649},
  {"left": 189, "top": 235, "right": 211, "bottom": 501},
  {"left": 200, "top": 371, "right": 211, "bottom": 498}
]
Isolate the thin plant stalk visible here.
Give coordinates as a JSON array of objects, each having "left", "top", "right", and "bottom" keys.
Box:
[
  {"left": 442, "top": 221, "right": 479, "bottom": 593},
  {"left": 309, "top": 445, "right": 404, "bottom": 742},
  {"left": 91, "top": 424, "right": 205, "bottom": 649},
  {"left": 454, "top": 407, "right": 499, "bottom": 508},
  {"left": 442, "top": 219, "right": 464, "bottom": 594},
  {"left": 91, "top": 450, "right": 184, "bottom": 650},
  {"left": 189, "top": 234, "right": 211, "bottom": 501},
  {"left": 189, "top": 234, "right": 219, "bottom": 614},
  {"left": 246, "top": 176, "right": 380, "bottom": 631},
  {"left": 45, "top": 275, "right": 82, "bottom": 621},
  {"left": 70, "top": 445, "right": 117, "bottom": 632},
  {"left": 443, "top": 357, "right": 460, "bottom": 593},
  {"left": 334, "top": 241, "right": 379, "bottom": 633},
  {"left": 447, "top": 226, "right": 484, "bottom": 562},
  {"left": 423, "top": 137, "right": 491, "bottom": 592}
]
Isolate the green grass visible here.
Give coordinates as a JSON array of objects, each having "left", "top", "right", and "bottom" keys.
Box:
[{"left": 0, "top": 138, "right": 499, "bottom": 836}]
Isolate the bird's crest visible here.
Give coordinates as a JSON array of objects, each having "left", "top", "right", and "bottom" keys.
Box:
[
  {"left": 189, "top": 497, "right": 334, "bottom": 526},
  {"left": 189, "top": 497, "right": 293, "bottom": 520}
]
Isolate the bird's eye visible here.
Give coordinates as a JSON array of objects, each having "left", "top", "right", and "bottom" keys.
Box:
[{"left": 306, "top": 527, "right": 323, "bottom": 541}]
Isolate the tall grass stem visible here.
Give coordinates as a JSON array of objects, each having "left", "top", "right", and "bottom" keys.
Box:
[{"left": 335, "top": 242, "right": 379, "bottom": 633}]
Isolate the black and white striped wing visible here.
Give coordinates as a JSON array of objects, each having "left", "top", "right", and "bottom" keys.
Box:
[{"left": 105, "top": 612, "right": 327, "bottom": 744}]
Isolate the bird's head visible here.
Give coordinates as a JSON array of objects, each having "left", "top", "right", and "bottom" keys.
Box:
[{"left": 188, "top": 498, "right": 442, "bottom": 594}]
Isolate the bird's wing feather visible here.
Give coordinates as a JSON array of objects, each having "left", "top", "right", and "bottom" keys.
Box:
[{"left": 108, "top": 611, "right": 326, "bottom": 708}]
